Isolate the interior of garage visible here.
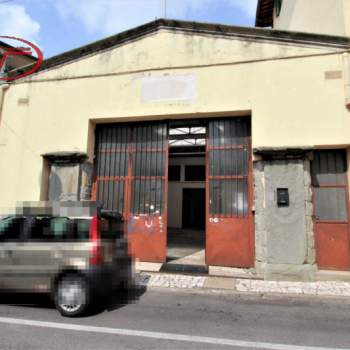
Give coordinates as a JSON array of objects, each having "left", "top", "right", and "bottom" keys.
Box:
[{"left": 166, "top": 121, "right": 207, "bottom": 268}]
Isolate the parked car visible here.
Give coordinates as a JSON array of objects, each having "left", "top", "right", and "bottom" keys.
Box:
[{"left": 0, "top": 203, "right": 132, "bottom": 317}]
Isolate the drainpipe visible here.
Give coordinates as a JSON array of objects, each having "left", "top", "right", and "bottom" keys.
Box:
[
  {"left": 0, "top": 83, "right": 9, "bottom": 127},
  {"left": 343, "top": 52, "right": 350, "bottom": 110}
]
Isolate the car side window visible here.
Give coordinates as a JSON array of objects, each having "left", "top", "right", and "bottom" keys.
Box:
[
  {"left": 28, "top": 216, "right": 91, "bottom": 242},
  {"left": 72, "top": 219, "right": 90, "bottom": 241},
  {"left": 29, "top": 216, "right": 56, "bottom": 241},
  {"left": 0, "top": 216, "right": 26, "bottom": 241}
]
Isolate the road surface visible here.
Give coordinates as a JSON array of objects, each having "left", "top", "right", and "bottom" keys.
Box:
[{"left": 0, "top": 287, "right": 349, "bottom": 350}]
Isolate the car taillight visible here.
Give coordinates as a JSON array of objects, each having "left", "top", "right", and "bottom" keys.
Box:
[{"left": 89, "top": 216, "right": 103, "bottom": 265}]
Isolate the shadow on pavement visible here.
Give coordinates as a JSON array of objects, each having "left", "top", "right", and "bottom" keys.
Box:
[
  {"left": 105, "top": 284, "right": 147, "bottom": 312},
  {"left": 0, "top": 292, "right": 54, "bottom": 309},
  {"left": 0, "top": 282, "right": 147, "bottom": 317}
]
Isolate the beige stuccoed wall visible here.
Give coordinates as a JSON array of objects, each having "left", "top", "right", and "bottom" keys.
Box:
[
  {"left": 273, "top": 0, "right": 350, "bottom": 37},
  {"left": 0, "top": 29, "right": 349, "bottom": 209}
]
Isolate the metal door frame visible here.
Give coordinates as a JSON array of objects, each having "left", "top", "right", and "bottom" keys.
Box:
[
  {"left": 205, "top": 117, "right": 254, "bottom": 267},
  {"left": 312, "top": 149, "right": 350, "bottom": 270}
]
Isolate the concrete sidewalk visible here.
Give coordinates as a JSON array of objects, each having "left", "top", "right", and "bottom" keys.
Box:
[{"left": 135, "top": 271, "right": 350, "bottom": 298}]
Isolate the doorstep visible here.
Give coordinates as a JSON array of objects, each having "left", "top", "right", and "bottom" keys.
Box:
[
  {"left": 135, "top": 261, "right": 256, "bottom": 278},
  {"left": 135, "top": 261, "right": 163, "bottom": 272},
  {"left": 315, "top": 270, "right": 350, "bottom": 282},
  {"left": 135, "top": 260, "right": 208, "bottom": 275}
]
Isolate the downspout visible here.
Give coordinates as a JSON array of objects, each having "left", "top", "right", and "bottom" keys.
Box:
[
  {"left": 0, "top": 83, "right": 10, "bottom": 127},
  {"left": 343, "top": 52, "right": 350, "bottom": 110}
]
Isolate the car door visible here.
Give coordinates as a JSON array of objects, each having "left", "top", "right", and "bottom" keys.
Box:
[
  {"left": 11, "top": 215, "right": 90, "bottom": 292},
  {"left": 11, "top": 216, "right": 58, "bottom": 292},
  {"left": 0, "top": 216, "right": 27, "bottom": 290}
]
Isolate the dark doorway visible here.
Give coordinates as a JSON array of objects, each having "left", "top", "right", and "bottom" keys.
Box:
[{"left": 182, "top": 188, "right": 205, "bottom": 230}]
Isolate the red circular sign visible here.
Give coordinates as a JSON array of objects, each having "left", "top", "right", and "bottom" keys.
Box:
[{"left": 0, "top": 36, "right": 43, "bottom": 81}]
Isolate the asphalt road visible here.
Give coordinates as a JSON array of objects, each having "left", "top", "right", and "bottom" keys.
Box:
[{"left": 0, "top": 287, "right": 349, "bottom": 350}]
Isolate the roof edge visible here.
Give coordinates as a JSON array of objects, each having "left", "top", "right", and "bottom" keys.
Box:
[{"left": 13, "top": 18, "right": 350, "bottom": 78}]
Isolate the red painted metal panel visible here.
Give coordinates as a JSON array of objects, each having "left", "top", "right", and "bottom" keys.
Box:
[
  {"left": 205, "top": 118, "right": 254, "bottom": 267},
  {"left": 206, "top": 217, "right": 253, "bottom": 267},
  {"left": 315, "top": 222, "right": 350, "bottom": 269},
  {"left": 127, "top": 213, "right": 166, "bottom": 262}
]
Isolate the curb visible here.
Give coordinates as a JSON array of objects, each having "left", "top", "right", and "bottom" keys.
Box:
[{"left": 135, "top": 272, "right": 350, "bottom": 298}]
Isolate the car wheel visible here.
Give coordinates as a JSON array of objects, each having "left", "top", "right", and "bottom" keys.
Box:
[{"left": 55, "top": 275, "right": 90, "bottom": 317}]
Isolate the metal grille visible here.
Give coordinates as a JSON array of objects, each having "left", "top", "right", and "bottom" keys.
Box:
[
  {"left": 208, "top": 118, "right": 250, "bottom": 217},
  {"left": 311, "top": 150, "right": 348, "bottom": 222},
  {"left": 131, "top": 122, "right": 167, "bottom": 215},
  {"left": 95, "top": 124, "right": 130, "bottom": 213}
]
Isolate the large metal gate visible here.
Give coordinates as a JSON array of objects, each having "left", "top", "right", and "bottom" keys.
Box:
[
  {"left": 94, "top": 122, "right": 168, "bottom": 262},
  {"left": 206, "top": 118, "right": 254, "bottom": 267},
  {"left": 312, "top": 150, "right": 350, "bottom": 269}
]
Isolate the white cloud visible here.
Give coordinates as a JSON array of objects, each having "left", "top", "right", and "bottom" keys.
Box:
[
  {"left": 55, "top": 0, "right": 162, "bottom": 36},
  {"left": 54, "top": 0, "right": 258, "bottom": 36},
  {"left": 0, "top": 4, "right": 40, "bottom": 42}
]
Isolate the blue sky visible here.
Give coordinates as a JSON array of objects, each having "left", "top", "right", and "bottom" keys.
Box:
[{"left": 0, "top": 0, "right": 258, "bottom": 58}]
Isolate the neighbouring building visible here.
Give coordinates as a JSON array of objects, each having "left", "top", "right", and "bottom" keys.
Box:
[
  {"left": 0, "top": 40, "right": 37, "bottom": 80},
  {"left": 256, "top": 0, "right": 350, "bottom": 37},
  {"left": 1, "top": 1, "right": 350, "bottom": 281}
]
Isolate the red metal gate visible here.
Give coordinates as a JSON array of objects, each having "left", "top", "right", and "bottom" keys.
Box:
[
  {"left": 127, "top": 122, "right": 168, "bottom": 262},
  {"left": 312, "top": 150, "right": 350, "bottom": 269},
  {"left": 206, "top": 118, "right": 254, "bottom": 267},
  {"left": 94, "top": 122, "right": 168, "bottom": 263}
]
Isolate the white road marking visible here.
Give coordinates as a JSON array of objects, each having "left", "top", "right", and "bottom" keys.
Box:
[{"left": 0, "top": 316, "right": 347, "bottom": 350}]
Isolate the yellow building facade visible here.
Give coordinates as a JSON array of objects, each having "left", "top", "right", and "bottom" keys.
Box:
[{"left": 1, "top": 18, "right": 350, "bottom": 280}]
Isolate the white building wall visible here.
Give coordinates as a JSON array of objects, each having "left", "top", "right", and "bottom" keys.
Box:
[{"left": 273, "top": 0, "right": 349, "bottom": 37}]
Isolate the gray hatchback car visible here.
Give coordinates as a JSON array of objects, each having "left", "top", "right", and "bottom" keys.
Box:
[{"left": 0, "top": 202, "right": 132, "bottom": 317}]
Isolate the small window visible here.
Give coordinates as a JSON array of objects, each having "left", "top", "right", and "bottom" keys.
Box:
[
  {"left": 185, "top": 165, "right": 206, "bottom": 181},
  {"left": 168, "top": 165, "right": 181, "bottom": 181},
  {"left": 0, "top": 216, "right": 26, "bottom": 241}
]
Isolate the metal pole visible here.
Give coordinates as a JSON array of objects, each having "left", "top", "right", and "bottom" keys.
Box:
[{"left": 164, "top": 0, "right": 167, "bottom": 18}]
